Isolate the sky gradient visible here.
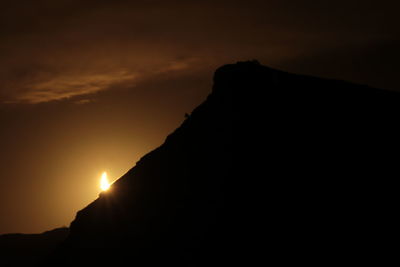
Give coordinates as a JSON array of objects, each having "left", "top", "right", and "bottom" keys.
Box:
[{"left": 0, "top": 0, "right": 399, "bottom": 233}]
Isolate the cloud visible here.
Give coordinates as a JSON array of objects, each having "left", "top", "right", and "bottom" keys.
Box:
[
  {"left": 15, "top": 70, "right": 136, "bottom": 103},
  {"left": 1, "top": 56, "right": 201, "bottom": 104},
  {"left": 0, "top": 0, "right": 398, "bottom": 104}
]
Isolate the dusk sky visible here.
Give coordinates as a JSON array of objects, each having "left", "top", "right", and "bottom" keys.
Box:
[{"left": 1, "top": 0, "right": 399, "bottom": 234}]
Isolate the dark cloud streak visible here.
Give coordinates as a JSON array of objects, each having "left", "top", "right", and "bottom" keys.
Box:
[{"left": 1, "top": 0, "right": 398, "bottom": 103}]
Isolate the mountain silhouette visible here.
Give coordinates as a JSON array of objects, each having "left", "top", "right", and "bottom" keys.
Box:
[
  {"left": 0, "top": 227, "right": 69, "bottom": 266},
  {"left": 3, "top": 61, "right": 397, "bottom": 266}
]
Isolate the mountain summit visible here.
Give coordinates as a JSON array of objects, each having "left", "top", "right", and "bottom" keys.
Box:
[{"left": 37, "top": 61, "right": 398, "bottom": 266}]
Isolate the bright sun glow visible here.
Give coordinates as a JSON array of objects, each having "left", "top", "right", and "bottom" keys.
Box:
[{"left": 100, "top": 172, "right": 111, "bottom": 191}]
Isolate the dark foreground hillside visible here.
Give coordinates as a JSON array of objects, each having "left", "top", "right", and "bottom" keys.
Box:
[
  {"left": 6, "top": 61, "right": 398, "bottom": 266},
  {"left": 0, "top": 228, "right": 69, "bottom": 266}
]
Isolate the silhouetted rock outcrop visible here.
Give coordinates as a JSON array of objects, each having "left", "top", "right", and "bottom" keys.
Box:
[
  {"left": 0, "top": 227, "right": 69, "bottom": 266},
  {"left": 43, "top": 61, "right": 396, "bottom": 266}
]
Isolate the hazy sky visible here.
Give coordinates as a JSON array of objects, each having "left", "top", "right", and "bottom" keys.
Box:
[{"left": 0, "top": 0, "right": 399, "bottom": 233}]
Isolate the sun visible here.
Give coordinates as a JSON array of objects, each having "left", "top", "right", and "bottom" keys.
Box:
[{"left": 100, "top": 172, "right": 111, "bottom": 191}]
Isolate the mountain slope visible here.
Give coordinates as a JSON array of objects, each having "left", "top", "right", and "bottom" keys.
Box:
[{"left": 45, "top": 61, "right": 398, "bottom": 266}]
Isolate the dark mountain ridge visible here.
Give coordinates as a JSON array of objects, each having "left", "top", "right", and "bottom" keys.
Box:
[
  {"left": 4, "top": 61, "right": 397, "bottom": 266},
  {"left": 52, "top": 61, "right": 397, "bottom": 266}
]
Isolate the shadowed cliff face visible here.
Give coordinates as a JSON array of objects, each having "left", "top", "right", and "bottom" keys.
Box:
[{"left": 44, "top": 61, "right": 397, "bottom": 266}]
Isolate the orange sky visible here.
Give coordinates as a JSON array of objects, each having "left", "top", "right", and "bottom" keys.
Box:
[{"left": 0, "top": 0, "right": 399, "bottom": 234}]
